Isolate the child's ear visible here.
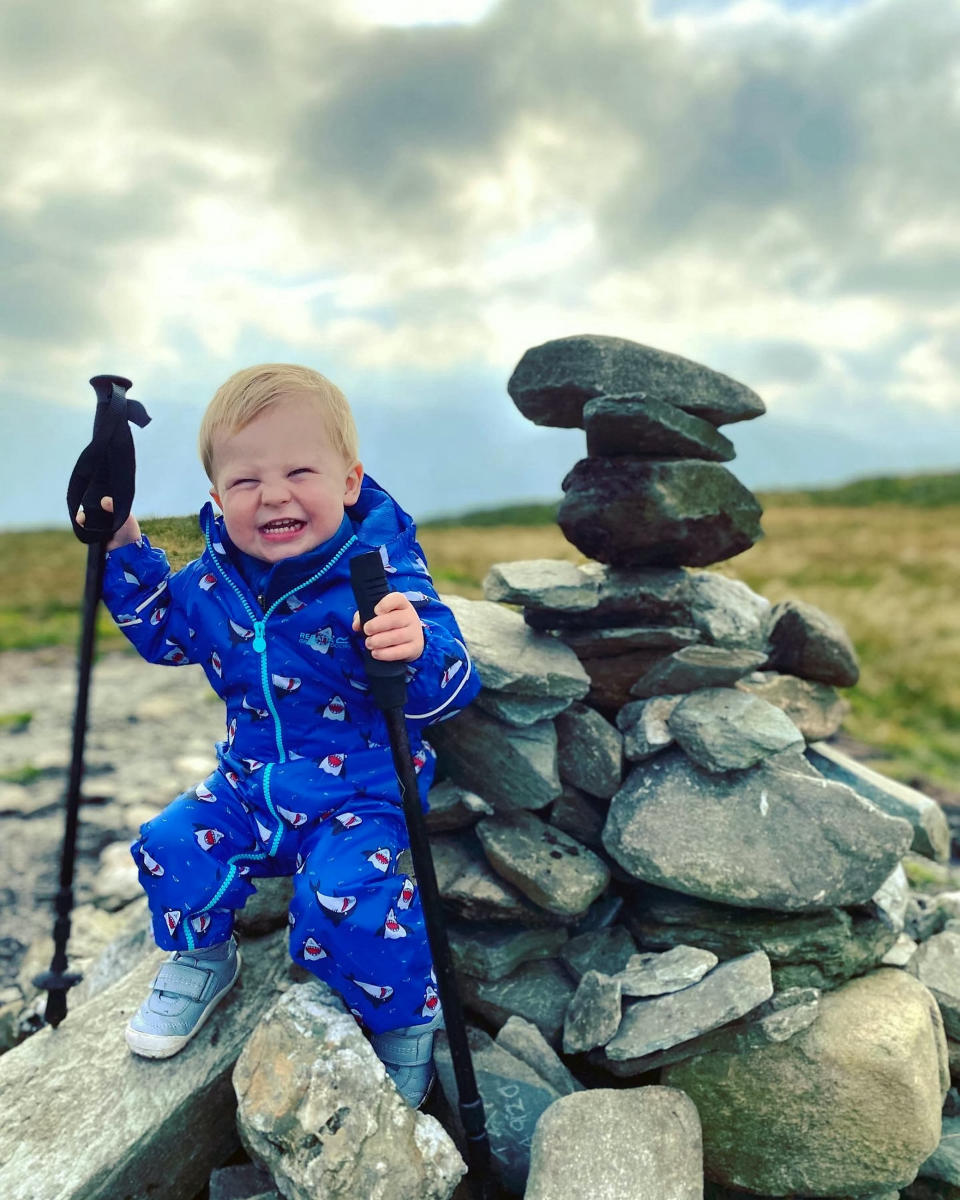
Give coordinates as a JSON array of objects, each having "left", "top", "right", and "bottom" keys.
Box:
[
  {"left": 209, "top": 486, "right": 222, "bottom": 511},
  {"left": 344, "top": 461, "right": 363, "bottom": 507}
]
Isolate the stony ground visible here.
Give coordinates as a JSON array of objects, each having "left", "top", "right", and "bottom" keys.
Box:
[{"left": 0, "top": 647, "right": 223, "bottom": 995}]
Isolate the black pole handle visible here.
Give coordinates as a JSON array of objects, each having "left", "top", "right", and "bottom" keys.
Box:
[
  {"left": 66, "top": 375, "right": 151, "bottom": 544},
  {"left": 349, "top": 552, "right": 408, "bottom": 710}
]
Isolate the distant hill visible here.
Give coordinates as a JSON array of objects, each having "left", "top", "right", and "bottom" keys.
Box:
[
  {"left": 755, "top": 469, "right": 960, "bottom": 508},
  {"left": 420, "top": 469, "right": 960, "bottom": 527}
]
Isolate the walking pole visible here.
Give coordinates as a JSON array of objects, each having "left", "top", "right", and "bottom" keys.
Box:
[
  {"left": 33, "top": 375, "right": 150, "bottom": 1028},
  {"left": 350, "top": 553, "right": 493, "bottom": 1200}
]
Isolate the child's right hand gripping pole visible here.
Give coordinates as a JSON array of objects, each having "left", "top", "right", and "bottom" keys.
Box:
[{"left": 349, "top": 552, "right": 409, "bottom": 712}]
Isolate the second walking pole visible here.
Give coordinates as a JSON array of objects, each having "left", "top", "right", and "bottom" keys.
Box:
[{"left": 350, "top": 551, "right": 492, "bottom": 1198}]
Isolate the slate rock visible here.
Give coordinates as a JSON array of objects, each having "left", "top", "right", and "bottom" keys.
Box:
[
  {"left": 524, "top": 1087, "right": 704, "bottom": 1200},
  {"left": 563, "top": 970, "right": 623, "bottom": 1053},
  {"left": 555, "top": 702, "right": 623, "bottom": 799},
  {"left": 549, "top": 786, "right": 607, "bottom": 849},
  {"left": 765, "top": 598, "right": 860, "bottom": 687},
  {"left": 474, "top": 689, "right": 574, "bottom": 727},
  {"left": 558, "top": 622, "right": 701, "bottom": 659},
  {"left": 603, "top": 749, "right": 914, "bottom": 911},
  {"left": 429, "top": 707, "right": 561, "bottom": 812},
  {"left": 617, "top": 695, "right": 681, "bottom": 760},
  {"left": 495, "top": 1015, "right": 583, "bottom": 1096},
  {"left": 448, "top": 920, "right": 569, "bottom": 981},
  {"left": 631, "top": 645, "right": 769, "bottom": 699},
  {"left": 483, "top": 559, "right": 598, "bottom": 611},
  {"left": 424, "top": 778, "right": 493, "bottom": 832},
  {"left": 661, "top": 968, "right": 948, "bottom": 1196},
  {"left": 560, "top": 925, "right": 638, "bottom": 982},
  {"left": 431, "top": 831, "right": 555, "bottom": 925},
  {"left": 459, "top": 959, "right": 577, "bottom": 1044},
  {"left": 441, "top": 593, "right": 590, "bottom": 697},
  {"left": 208, "top": 1162, "right": 280, "bottom": 1200},
  {"left": 558, "top": 458, "right": 764, "bottom": 567},
  {"left": 605, "top": 950, "right": 773, "bottom": 1061},
  {"left": 597, "top": 985, "right": 822, "bottom": 1078},
  {"left": 584, "top": 392, "right": 737, "bottom": 459},
  {"left": 434, "top": 1026, "right": 560, "bottom": 1195},
  {"left": 735, "top": 670, "right": 850, "bottom": 740},
  {"left": 666, "top": 687, "right": 804, "bottom": 771},
  {"left": 476, "top": 810, "right": 610, "bottom": 917},
  {"left": 507, "top": 334, "right": 766, "bottom": 428},
  {"left": 907, "top": 931, "right": 960, "bottom": 1039},
  {"left": 616, "top": 945, "right": 719, "bottom": 997},
  {"left": 918, "top": 1113, "right": 960, "bottom": 1186},
  {"left": 0, "top": 929, "right": 291, "bottom": 1200},
  {"left": 621, "top": 879, "right": 900, "bottom": 991},
  {"left": 807, "top": 739, "right": 950, "bottom": 863}
]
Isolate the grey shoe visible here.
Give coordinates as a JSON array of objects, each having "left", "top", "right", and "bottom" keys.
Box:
[
  {"left": 125, "top": 938, "right": 240, "bottom": 1059},
  {"left": 370, "top": 1007, "right": 444, "bottom": 1108}
]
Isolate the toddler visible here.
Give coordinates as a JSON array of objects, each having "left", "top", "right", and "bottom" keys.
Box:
[{"left": 84, "top": 363, "right": 480, "bottom": 1107}]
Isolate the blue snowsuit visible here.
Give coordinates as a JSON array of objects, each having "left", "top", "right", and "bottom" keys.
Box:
[{"left": 101, "top": 476, "right": 480, "bottom": 1032}]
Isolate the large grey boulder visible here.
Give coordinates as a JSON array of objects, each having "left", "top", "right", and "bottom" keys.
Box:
[
  {"left": 661, "top": 968, "right": 949, "bottom": 1196},
  {"left": 233, "top": 982, "right": 464, "bottom": 1200},
  {"left": 524, "top": 1087, "right": 704, "bottom": 1200},
  {"left": 603, "top": 748, "right": 914, "bottom": 911},
  {"left": 0, "top": 929, "right": 290, "bottom": 1200},
  {"left": 558, "top": 458, "right": 764, "bottom": 568},
  {"left": 507, "top": 334, "right": 765, "bottom": 428}
]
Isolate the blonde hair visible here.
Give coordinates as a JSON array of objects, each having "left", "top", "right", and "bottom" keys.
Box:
[{"left": 198, "top": 364, "right": 359, "bottom": 481}]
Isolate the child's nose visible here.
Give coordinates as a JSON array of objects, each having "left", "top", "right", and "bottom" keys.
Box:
[{"left": 261, "top": 478, "right": 292, "bottom": 505}]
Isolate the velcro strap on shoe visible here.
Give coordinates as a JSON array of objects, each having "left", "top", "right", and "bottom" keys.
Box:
[
  {"left": 371, "top": 1026, "right": 436, "bottom": 1067},
  {"left": 154, "top": 962, "right": 211, "bottom": 1001}
]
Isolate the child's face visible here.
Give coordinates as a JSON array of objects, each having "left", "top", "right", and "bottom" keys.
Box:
[{"left": 209, "top": 395, "right": 363, "bottom": 563}]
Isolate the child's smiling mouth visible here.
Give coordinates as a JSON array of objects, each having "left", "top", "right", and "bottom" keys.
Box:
[{"left": 260, "top": 518, "right": 306, "bottom": 541}]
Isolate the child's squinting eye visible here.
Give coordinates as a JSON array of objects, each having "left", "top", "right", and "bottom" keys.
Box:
[
  {"left": 229, "top": 478, "right": 257, "bottom": 488},
  {"left": 289, "top": 468, "right": 314, "bottom": 477}
]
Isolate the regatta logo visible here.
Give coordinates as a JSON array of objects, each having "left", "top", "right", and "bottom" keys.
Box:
[{"left": 298, "top": 630, "right": 351, "bottom": 651}]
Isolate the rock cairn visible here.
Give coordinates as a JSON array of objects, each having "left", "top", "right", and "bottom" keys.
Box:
[
  {"left": 422, "top": 335, "right": 956, "bottom": 1198},
  {"left": 1, "top": 334, "right": 959, "bottom": 1200}
]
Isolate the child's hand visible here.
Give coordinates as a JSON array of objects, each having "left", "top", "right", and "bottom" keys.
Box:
[
  {"left": 75, "top": 496, "right": 142, "bottom": 551},
  {"left": 352, "top": 592, "right": 424, "bottom": 662}
]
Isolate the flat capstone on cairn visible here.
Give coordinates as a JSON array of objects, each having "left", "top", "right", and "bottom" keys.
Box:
[{"left": 423, "top": 334, "right": 957, "bottom": 1199}]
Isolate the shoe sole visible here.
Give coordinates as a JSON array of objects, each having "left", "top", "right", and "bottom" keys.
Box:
[{"left": 125, "top": 949, "right": 241, "bottom": 1060}]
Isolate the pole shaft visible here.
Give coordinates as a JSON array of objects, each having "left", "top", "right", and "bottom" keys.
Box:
[
  {"left": 44, "top": 542, "right": 105, "bottom": 1020},
  {"left": 382, "top": 708, "right": 491, "bottom": 1183}
]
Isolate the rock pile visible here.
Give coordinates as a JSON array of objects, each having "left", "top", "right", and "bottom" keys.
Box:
[
  {"left": 2, "top": 334, "right": 959, "bottom": 1200},
  {"left": 422, "top": 335, "right": 956, "bottom": 1197}
]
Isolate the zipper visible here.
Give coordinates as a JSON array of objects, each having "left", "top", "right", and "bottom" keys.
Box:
[{"left": 201, "top": 514, "right": 359, "bottom": 861}]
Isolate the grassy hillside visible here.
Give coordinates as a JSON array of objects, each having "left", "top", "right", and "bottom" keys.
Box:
[{"left": 2, "top": 476, "right": 959, "bottom": 790}]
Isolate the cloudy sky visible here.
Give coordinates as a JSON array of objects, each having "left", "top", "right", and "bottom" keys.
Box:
[{"left": 3, "top": 0, "right": 959, "bottom": 530}]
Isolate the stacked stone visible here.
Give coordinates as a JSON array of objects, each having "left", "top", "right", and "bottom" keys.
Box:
[{"left": 423, "top": 334, "right": 955, "bottom": 1197}]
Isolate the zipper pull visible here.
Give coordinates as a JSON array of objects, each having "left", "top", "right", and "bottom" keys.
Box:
[{"left": 252, "top": 620, "right": 267, "bottom": 654}]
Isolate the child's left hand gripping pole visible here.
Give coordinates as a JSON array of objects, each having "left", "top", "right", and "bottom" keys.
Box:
[{"left": 35, "top": 376, "right": 151, "bottom": 1029}]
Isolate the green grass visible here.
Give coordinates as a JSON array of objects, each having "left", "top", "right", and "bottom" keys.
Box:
[{"left": 3, "top": 475, "right": 960, "bottom": 792}]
